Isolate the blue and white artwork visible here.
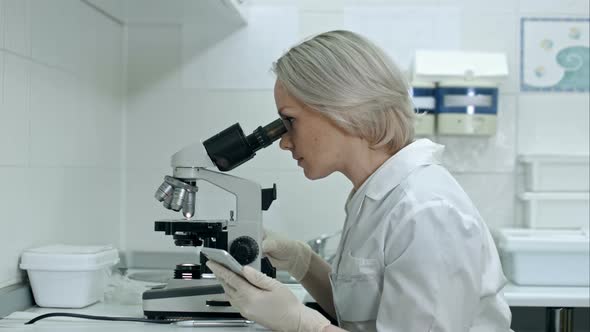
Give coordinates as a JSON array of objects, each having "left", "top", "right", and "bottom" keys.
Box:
[{"left": 521, "top": 17, "right": 589, "bottom": 92}]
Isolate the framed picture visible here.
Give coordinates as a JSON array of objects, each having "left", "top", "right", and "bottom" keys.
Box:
[{"left": 520, "top": 17, "right": 589, "bottom": 92}]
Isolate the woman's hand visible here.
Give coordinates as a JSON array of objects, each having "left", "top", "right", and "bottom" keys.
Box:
[
  {"left": 262, "top": 230, "right": 313, "bottom": 281},
  {"left": 206, "top": 260, "right": 331, "bottom": 332}
]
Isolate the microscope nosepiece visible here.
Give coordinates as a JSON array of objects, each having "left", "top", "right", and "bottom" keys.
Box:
[
  {"left": 170, "top": 188, "right": 187, "bottom": 211},
  {"left": 182, "top": 191, "right": 196, "bottom": 219},
  {"left": 154, "top": 182, "right": 174, "bottom": 202},
  {"left": 163, "top": 192, "right": 173, "bottom": 209}
]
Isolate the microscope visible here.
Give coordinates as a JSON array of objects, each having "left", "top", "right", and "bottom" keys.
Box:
[{"left": 142, "top": 118, "right": 287, "bottom": 320}]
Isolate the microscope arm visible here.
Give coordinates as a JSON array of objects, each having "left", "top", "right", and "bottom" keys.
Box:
[{"left": 173, "top": 167, "right": 261, "bottom": 223}]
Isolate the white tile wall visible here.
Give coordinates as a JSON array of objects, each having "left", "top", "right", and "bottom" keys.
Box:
[
  {"left": 454, "top": 0, "right": 518, "bottom": 12},
  {"left": 233, "top": 168, "right": 351, "bottom": 238},
  {"left": 518, "top": 0, "right": 590, "bottom": 15},
  {"left": 0, "top": 51, "right": 3, "bottom": 108},
  {"left": 0, "top": 1, "right": 4, "bottom": 49},
  {"left": 30, "top": 0, "right": 78, "bottom": 72},
  {"left": 3, "top": 0, "right": 31, "bottom": 57},
  {"left": 517, "top": 93, "right": 590, "bottom": 155},
  {"left": 0, "top": 167, "right": 28, "bottom": 288},
  {"left": 0, "top": 0, "right": 124, "bottom": 288},
  {"left": 29, "top": 64, "right": 122, "bottom": 168},
  {"left": 453, "top": 172, "right": 516, "bottom": 228},
  {"left": 461, "top": 11, "right": 519, "bottom": 94},
  {"left": 0, "top": 52, "right": 29, "bottom": 166},
  {"left": 300, "top": 0, "right": 343, "bottom": 12},
  {"left": 438, "top": 95, "right": 517, "bottom": 173},
  {"left": 127, "top": 25, "right": 181, "bottom": 98},
  {"left": 299, "top": 12, "right": 344, "bottom": 39}
]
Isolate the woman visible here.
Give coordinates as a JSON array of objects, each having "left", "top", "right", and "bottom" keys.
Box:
[{"left": 207, "top": 30, "right": 512, "bottom": 332}]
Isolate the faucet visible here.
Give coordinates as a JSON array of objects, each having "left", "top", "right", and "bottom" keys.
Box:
[{"left": 306, "top": 230, "right": 342, "bottom": 263}]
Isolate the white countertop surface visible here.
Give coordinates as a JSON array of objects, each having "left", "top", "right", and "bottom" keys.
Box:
[
  {"left": 0, "top": 275, "right": 587, "bottom": 331},
  {"left": 503, "top": 283, "right": 590, "bottom": 307}
]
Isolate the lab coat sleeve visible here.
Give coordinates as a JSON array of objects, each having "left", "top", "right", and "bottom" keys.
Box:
[{"left": 376, "top": 201, "right": 484, "bottom": 332}]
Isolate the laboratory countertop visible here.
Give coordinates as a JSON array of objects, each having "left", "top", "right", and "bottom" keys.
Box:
[
  {"left": 0, "top": 283, "right": 306, "bottom": 331},
  {"left": 503, "top": 283, "right": 590, "bottom": 307},
  {"left": 0, "top": 278, "right": 588, "bottom": 331}
]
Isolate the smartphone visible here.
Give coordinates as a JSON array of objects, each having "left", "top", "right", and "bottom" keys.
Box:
[{"left": 200, "top": 247, "right": 244, "bottom": 276}]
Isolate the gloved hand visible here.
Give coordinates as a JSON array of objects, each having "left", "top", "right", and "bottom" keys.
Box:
[
  {"left": 263, "top": 230, "right": 313, "bottom": 281},
  {"left": 207, "top": 261, "right": 331, "bottom": 332}
]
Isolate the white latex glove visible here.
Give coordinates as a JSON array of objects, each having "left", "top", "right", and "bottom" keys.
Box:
[
  {"left": 206, "top": 261, "right": 330, "bottom": 332},
  {"left": 262, "top": 230, "right": 313, "bottom": 281}
]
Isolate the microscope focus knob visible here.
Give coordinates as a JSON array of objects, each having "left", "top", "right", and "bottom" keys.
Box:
[{"left": 229, "top": 236, "right": 259, "bottom": 265}]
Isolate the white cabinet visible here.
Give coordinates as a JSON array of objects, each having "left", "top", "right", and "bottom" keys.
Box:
[{"left": 83, "top": 0, "right": 247, "bottom": 27}]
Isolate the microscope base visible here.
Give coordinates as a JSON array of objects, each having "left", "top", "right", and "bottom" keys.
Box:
[{"left": 142, "top": 282, "right": 242, "bottom": 320}]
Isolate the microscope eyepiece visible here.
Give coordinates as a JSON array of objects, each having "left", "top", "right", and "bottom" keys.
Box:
[{"left": 203, "top": 118, "right": 287, "bottom": 171}]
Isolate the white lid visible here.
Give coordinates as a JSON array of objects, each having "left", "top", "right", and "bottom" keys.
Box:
[
  {"left": 411, "top": 80, "right": 436, "bottom": 88},
  {"left": 497, "top": 228, "right": 589, "bottom": 252},
  {"left": 20, "top": 244, "right": 119, "bottom": 271},
  {"left": 413, "top": 50, "right": 508, "bottom": 84}
]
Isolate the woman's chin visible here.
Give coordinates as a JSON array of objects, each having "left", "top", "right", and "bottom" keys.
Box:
[
  {"left": 303, "top": 168, "right": 330, "bottom": 181},
  {"left": 302, "top": 168, "right": 316, "bottom": 180}
]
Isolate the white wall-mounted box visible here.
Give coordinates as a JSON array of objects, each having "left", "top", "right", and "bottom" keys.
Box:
[
  {"left": 519, "top": 192, "right": 590, "bottom": 229},
  {"left": 519, "top": 155, "right": 590, "bottom": 192},
  {"left": 412, "top": 50, "right": 508, "bottom": 136},
  {"left": 20, "top": 245, "right": 119, "bottom": 308},
  {"left": 497, "top": 228, "right": 589, "bottom": 286}
]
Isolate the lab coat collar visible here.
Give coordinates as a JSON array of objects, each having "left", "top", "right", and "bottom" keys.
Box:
[{"left": 364, "top": 139, "right": 444, "bottom": 200}]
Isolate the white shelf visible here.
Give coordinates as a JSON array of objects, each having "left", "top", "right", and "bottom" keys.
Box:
[
  {"left": 519, "top": 192, "right": 590, "bottom": 201},
  {"left": 519, "top": 154, "right": 590, "bottom": 164}
]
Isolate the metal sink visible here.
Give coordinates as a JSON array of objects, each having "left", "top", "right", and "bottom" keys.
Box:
[{"left": 126, "top": 269, "right": 172, "bottom": 283}]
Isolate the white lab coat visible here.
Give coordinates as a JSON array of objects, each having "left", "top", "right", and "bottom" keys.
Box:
[{"left": 329, "top": 139, "right": 512, "bottom": 332}]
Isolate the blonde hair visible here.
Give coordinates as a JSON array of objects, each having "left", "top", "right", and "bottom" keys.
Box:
[{"left": 272, "top": 30, "right": 415, "bottom": 154}]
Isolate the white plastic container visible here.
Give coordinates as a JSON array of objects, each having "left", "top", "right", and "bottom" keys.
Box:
[
  {"left": 497, "top": 228, "right": 590, "bottom": 286},
  {"left": 20, "top": 244, "right": 119, "bottom": 308},
  {"left": 519, "top": 154, "right": 590, "bottom": 192},
  {"left": 519, "top": 192, "right": 590, "bottom": 229}
]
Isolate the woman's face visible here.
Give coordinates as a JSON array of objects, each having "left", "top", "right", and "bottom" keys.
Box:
[{"left": 274, "top": 80, "right": 351, "bottom": 180}]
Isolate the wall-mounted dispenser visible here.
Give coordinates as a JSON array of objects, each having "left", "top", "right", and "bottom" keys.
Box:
[
  {"left": 411, "top": 81, "right": 436, "bottom": 136},
  {"left": 412, "top": 50, "right": 508, "bottom": 136}
]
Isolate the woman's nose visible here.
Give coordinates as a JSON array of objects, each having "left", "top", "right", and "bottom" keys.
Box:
[{"left": 279, "top": 133, "right": 292, "bottom": 150}]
